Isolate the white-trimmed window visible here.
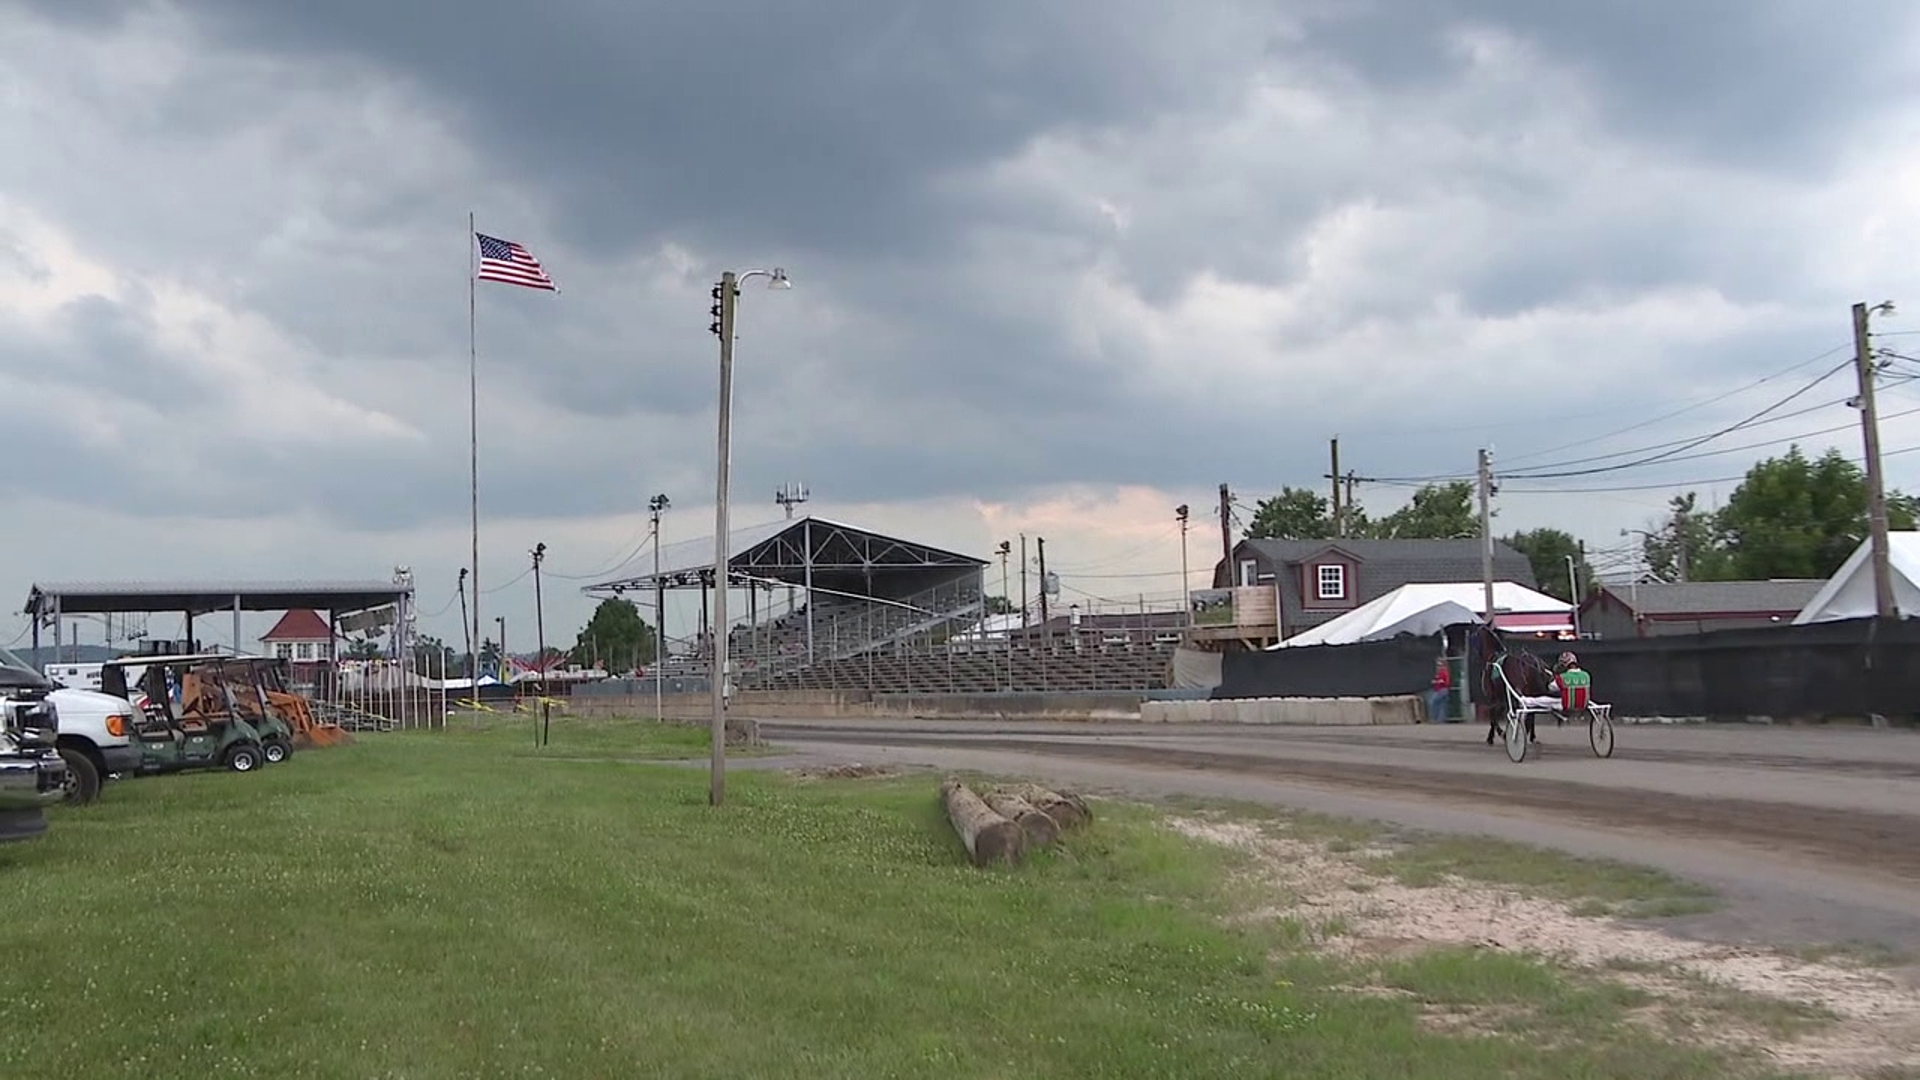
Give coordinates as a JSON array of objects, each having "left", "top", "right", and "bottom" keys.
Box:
[
  {"left": 1316, "top": 564, "right": 1346, "bottom": 600},
  {"left": 1238, "top": 559, "right": 1258, "bottom": 586},
  {"left": 296, "top": 642, "right": 314, "bottom": 661},
  {"left": 274, "top": 643, "right": 293, "bottom": 660}
]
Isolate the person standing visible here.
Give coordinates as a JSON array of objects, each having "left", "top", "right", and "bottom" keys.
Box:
[{"left": 1425, "top": 657, "right": 1453, "bottom": 722}]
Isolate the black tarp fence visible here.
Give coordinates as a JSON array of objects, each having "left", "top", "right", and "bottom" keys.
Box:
[{"left": 1215, "top": 617, "right": 1920, "bottom": 719}]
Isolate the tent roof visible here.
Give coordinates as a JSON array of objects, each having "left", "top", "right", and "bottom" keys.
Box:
[
  {"left": 1793, "top": 532, "right": 1920, "bottom": 624},
  {"left": 1271, "top": 581, "right": 1571, "bottom": 649}
]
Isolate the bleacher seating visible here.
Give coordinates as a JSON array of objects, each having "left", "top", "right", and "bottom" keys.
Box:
[{"left": 751, "top": 640, "right": 1174, "bottom": 694}]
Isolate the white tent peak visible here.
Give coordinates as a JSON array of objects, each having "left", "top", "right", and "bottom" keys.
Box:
[
  {"left": 1271, "top": 581, "right": 1571, "bottom": 649},
  {"left": 1793, "top": 532, "right": 1920, "bottom": 624}
]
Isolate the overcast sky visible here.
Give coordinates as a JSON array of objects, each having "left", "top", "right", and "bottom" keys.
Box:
[{"left": 6, "top": 0, "right": 1920, "bottom": 653}]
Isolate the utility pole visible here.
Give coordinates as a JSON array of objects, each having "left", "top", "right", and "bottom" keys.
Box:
[
  {"left": 775, "top": 481, "right": 809, "bottom": 520},
  {"left": 996, "top": 540, "right": 1012, "bottom": 689},
  {"left": 1674, "top": 503, "right": 1690, "bottom": 584},
  {"left": 1854, "top": 300, "right": 1898, "bottom": 619},
  {"left": 531, "top": 542, "right": 548, "bottom": 747},
  {"left": 1329, "top": 437, "right": 1342, "bottom": 538},
  {"left": 1217, "top": 483, "right": 1233, "bottom": 566},
  {"left": 1477, "top": 448, "right": 1495, "bottom": 624},
  {"left": 1175, "top": 503, "right": 1192, "bottom": 623},
  {"left": 1019, "top": 533, "right": 1029, "bottom": 631},
  {"left": 1036, "top": 537, "right": 1051, "bottom": 644},
  {"left": 456, "top": 568, "right": 472, "bottom": 689},
  {"left": 1345, "top": 471, "right": 1357, "bottom": 528}
]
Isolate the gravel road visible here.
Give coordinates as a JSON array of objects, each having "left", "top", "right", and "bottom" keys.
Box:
[{"left": 757, "top": 718, "right": 1920, "bottom": 957}]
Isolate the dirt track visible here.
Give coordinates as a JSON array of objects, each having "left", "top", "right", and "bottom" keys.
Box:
[{"left": 758, "top": 718, "right": 1920, "bottom": 954}]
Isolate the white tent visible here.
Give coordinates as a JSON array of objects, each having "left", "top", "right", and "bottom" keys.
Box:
[
  {"left": 1270, "top": 581, "right": 1573, "bottom": 649},
  {"left": 1792, "top": 532, "right": 1920, "bottom": 623}
]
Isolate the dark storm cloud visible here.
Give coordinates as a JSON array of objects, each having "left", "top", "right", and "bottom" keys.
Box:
[
  {"left": 5, "top": 0, "right": 1917, "bottom": 539},
  {"left": 111, "top": 0, "right": 1262, "bottom": 262},
  {"left": 1298, "top": 0, "right": 1920, "bottom": 174}
]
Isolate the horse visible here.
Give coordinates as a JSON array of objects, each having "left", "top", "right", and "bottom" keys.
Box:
[{"left": 1468, "top": 623, "right": 1555, "bottom": 747}]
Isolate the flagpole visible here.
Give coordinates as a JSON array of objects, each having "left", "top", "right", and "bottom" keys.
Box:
[{"left": 468, "top": 211, "right": 481, "bottom": 686}]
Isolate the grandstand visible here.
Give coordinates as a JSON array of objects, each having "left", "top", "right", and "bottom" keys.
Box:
[{"left": 585, "top": 516, "right": 1176, "bottom": 694}]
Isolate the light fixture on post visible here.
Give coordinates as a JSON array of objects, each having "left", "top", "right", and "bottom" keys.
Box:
[{"left": 708, "top": 266, "right": 792, "bottom": 808}]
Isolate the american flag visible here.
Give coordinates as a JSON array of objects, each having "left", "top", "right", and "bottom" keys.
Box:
[{"left": 474, "top": 232, "right": 557, "bottom": 291}]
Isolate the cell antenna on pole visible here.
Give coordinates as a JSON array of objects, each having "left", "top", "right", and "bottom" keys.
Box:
[{"left": 775, "top": 482, "right": 811, "bottom": 520}]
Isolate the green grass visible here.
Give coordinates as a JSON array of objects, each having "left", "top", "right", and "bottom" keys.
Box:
[{"left": 0, "top": 731, "right": 1783, "bottom": 1079}]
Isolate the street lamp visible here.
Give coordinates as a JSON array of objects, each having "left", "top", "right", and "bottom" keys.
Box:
[
  {"left": 648, "top": 493, "right": 670, "bottom": 723},
  {"left": 1175, "top": 504, "right": 1191, "bottom": 625},
  {"left": 707, "top": 266, "right": 791, "bottom": 807}
]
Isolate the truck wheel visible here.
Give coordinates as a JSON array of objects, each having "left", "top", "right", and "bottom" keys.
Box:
[
  {"left": 263, "top": 739, "right": 289, "bottom": 764},
  {"left": 57, "top": 748, "right": 101, "bottom": 806},
  {"left": 224, "top": 744, "right": 261, "bottom": 773}
]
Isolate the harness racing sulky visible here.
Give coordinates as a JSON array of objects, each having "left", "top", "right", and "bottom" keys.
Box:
[{"left": 1470, "top": 624, "right": 1615, "bottom": 764}]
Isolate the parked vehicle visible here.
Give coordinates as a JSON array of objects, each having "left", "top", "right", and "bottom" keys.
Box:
[
  {"left": 100, "top": 656, "right": 267, "bottom": 775},
  {"left": 0, "top": 671, "right": 69, "bottom": 842},
  {"left": 0, "top": 645, "right": 120, "bottom": 805}
]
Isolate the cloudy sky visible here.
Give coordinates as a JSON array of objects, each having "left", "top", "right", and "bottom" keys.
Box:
[{"left": 6, "top": 0, "right": 1920, "bottom": 653}]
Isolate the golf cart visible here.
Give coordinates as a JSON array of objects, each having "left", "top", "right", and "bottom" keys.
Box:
[
  {"left": 205, "top": 658, "right": 298, "bottom": 763},
  {"left": 100, "top": 655, "right": 270, "bottom": 775}
]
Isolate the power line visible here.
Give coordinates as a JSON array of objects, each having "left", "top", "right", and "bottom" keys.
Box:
[
  {"left": 1501, "top": 358, "right": 1853, "bottom": 480},
  {"left": 1494, "top": 342, "right": 1852, "bottom": 467},
  {"left": 544, "top": 530, "right": 659, "bottom": 582},
  {"left": 1498, "top": 441, "right": 1920, "bottom": 494}
]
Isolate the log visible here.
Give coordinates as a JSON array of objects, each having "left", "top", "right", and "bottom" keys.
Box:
[
  {"left": 941, "top": 777, "right": 1026, "bottom": 867},
  {"left": 1003, "top": 783, "right": 1092, "bottom": 832},
  {"left": 983, "top": 791, "right": 1060, "bottom": 850}
]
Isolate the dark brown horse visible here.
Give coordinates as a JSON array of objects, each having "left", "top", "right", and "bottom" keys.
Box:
[{"left": 1469, "top": 623, "right": 1554, "bottom": 746}]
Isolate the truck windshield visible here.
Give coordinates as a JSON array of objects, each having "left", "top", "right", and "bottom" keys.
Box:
[{"left": 0, "top": 646, "right": 36, "bottom": 674}]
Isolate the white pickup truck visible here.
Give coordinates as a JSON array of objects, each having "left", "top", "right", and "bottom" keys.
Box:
[
  {"left": 0, "top": 647, "right": 136, "bottom": 804},
  {"left": 0, "top": 663, "right": 71, "bottom": 836}
]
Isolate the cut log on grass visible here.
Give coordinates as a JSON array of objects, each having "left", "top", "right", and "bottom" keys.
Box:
[
  {"left": 941, "top": 777, "right": 1026, "bottom": 867},
  {"left": 1003, "top": 783, "right": 1092, "bottom": 832},
  {"left": 983, "top": 791, "right": 1060, "bottom": 850}
]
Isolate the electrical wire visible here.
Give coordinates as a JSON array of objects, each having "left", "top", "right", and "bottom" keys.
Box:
[
  {"left": 482, "top": 564, "right": 534, "bottom": 595},
  {"left": 1493, "top": 342, "right": 1852, "bottom": 467},
  {"left": 1498, "top": 358, "right": 1854, "bottom": 480},
  {"left": 544, "top": 530, "right": 659, "bottom": 582},
  {"left": 1496, "top": 441, "right": 1920, "bottom": 494}
]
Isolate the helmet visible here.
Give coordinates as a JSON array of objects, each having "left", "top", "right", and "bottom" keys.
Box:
[{"left": 1557, "top": 651, "right": 1578, "bottom": 671}]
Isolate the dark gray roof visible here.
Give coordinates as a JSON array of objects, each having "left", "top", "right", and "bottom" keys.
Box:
[
  {"left": 1596, "top": 580, "right": 1824, "bottom": 616},
  {"left": 1235, "top": 538, "right": 1537, "bottom": 631},
  {"left": 25, "top": 580, "right": 408, "bottom": 617}
]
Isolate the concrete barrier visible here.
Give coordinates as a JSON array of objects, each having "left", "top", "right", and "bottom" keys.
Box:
[
  {"left": 568, "top": 689, "right": 1422, "bottom": 726},
  {"left": 1135, "top": 695, "right": 1423, "bottom": 726}
]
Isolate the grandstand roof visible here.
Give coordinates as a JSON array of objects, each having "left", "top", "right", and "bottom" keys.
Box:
[
  {"left": 585, "top": 516, "right": 985, "bottom": 592},
  {"left": 24, "top": 580, "right": 409, "bottom": 618}
]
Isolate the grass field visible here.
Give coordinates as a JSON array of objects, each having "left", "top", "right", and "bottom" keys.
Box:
[{"left": 0, "top": 718, "right": 1788, "bottom": 1079}]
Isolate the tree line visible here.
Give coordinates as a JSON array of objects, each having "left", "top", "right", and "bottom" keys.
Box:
[{"left": 1242, "top": 444, "right": 1914, "bottom": 602}]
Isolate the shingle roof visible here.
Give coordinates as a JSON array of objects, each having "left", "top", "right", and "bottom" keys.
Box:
[
  {"left": 260, "top": 609, "right": 333, "bottom": 642},
  {"left": 1597, "top": 580, "right": 1825, "bottom": 616},
  {"left": 1237, "top": 538, "right": 1538, "bottom": 631}
]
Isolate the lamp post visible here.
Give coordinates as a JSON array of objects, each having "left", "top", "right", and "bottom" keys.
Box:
[
  {"left": 707, "top": 266, "right": 791, "bottom": 807},
  {"left": 1175, "top": 503, "right": 1191, "bottom": 625},
  {"left": 648, "top": 493, "right": 670, "bottom": 722}
]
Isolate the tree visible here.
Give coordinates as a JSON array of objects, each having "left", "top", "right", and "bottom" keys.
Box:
[
  {"left": 411, "top": 635, "right": 454, "bottom": 678},
  {"left": 569, "top": 597, "right": 656, "bottom": 673},
  {"left": 342, "top": 636, "right": 383, "bottom": 660},
  {"left": 1715, "top": 446, "right": 1917, "bottom": 580},
  {"left": 983, "top": 595, "right": 1017, "bottom": 615},
  {"left": 1246, "top": 487, "right": 1332, "bottom": 540},
  {"left": 1367, "top": 481, "right": 1478, "bottom": 540},
  {"left": 1503, "top": 528, "right": 1590, "bottom": 602},
  {"left": 1638, "top": 493, "right": 1732, "bottom": 583},
  {"left": 477, "top": 638, "right": 501, "bottom": 674}
]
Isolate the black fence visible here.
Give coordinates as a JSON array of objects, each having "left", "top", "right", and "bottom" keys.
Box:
[{"left": 1216, "top": 617, "right": 1920, "bottom": 720}]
